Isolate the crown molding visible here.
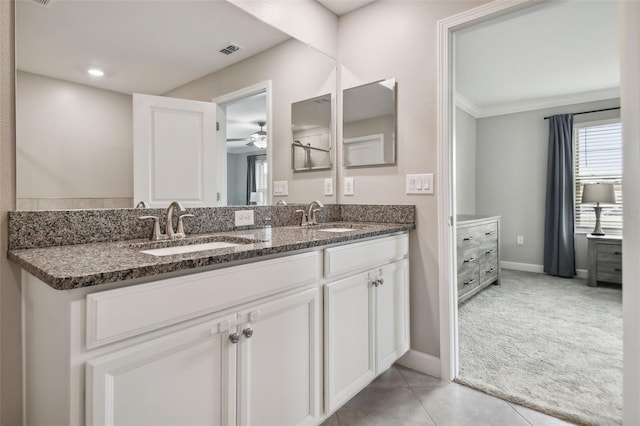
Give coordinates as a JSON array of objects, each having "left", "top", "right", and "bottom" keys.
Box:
[
  {"left": 454, "top": 93, "right": 481, "bottom": 118},
  {"left": 467, "top": 87, "right": 620, "bottom": 118}
]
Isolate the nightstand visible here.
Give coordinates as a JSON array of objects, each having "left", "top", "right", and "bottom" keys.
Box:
[{"left": 587, "top": 234, "right": 622, "bottom": 287}]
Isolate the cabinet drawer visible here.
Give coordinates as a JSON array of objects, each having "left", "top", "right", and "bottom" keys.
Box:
[
  {"left": 478, "top": 242, "right": 497, "bottom": 263},
  {"left": 324, "top": 234, "right": 408, "bottom": 279},
  {"left": 481, "top": 260, "right": 499, "bottom": 284},
  {"left": 457, "top": 228, "right": 481, "bottom": 250},
  {"left": 479, "top": 223, "right": 498, "bottom": 241},
  {"left": 458, "top": 269, "right": 479, "bottom": 295},
  {"left": 86, "top": 251, "right": 319, "bottom": 349}
]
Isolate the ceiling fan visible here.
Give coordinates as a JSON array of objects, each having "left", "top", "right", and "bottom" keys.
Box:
[{"left": 227, "top": 121, "right": 267, "bottom": 149}]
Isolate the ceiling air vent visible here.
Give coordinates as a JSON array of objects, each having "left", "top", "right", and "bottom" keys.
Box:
[{"left": 219, "top": 44, "right": 241, "bottom": 56}]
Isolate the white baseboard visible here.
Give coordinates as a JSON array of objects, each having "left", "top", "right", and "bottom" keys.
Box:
[
  {"left": 396, "top": 350, "right": 441, "bottom": 378},
  {"left": 501, "top": 261, "right": 588, "bottom": 279}
]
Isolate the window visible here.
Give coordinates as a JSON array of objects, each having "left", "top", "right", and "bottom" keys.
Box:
[
  {"left": 574, "top": 119, "right": 623, "bottom": 231},
  {"left": 255, "top": 157, "right": 268, "bottom": 206}
]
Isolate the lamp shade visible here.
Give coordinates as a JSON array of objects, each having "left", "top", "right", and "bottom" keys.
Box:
[{"left": 581, "top": 183, "right": 616, "bottom": 205}]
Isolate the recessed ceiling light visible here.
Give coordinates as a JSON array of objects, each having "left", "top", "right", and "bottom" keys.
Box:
[{"left": 87, "top": 68, "right": 104, "bottom": 77}]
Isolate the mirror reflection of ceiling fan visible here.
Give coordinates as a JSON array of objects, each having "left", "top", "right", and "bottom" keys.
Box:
[{"left": 227, "top": 121, "right": 267, "bottom": 149}]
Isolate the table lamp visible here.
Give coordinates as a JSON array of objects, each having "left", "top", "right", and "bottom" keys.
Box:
[{"left": 581, "top": 183, "right": 616, "bottom": 236}]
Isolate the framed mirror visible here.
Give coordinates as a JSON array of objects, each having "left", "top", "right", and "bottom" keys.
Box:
[
  {"left": 15, "top": 0, "right": 336, "bottom": 209},
  {"left": 343, "top": 78, "right": 397, "bottom": 167},
  {"left": 291, "top": 93, "right": 332, "bottom": 172}
]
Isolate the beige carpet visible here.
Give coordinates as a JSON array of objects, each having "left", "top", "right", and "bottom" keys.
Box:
[{"left": 456, "top": 269, "right": 622, "bottom": 426}]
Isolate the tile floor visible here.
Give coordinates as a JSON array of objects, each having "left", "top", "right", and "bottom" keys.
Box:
[{"left": 322, "top": 364, "right": 574, "bottom": 426}]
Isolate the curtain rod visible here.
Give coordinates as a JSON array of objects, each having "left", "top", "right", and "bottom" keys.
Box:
[{"left": 543, "top": 106, "right": 620, "bottom": 120}]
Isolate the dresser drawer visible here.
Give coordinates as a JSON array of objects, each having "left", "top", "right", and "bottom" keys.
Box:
[
  {"left": 458, "top": 269, "right": 479, "bottom": 296},
  {"left": 479, "top": 223, "right": 498, "bottom": 241},
  {"left": 478, "top": 242, "right": 497, "bottom": 264},
  {"left": 457, "top": 247, "right": 479, "bottom": 273},
  {"left": 86, "top": 251, "right": 320, "bottom": 349},
  {"left": 481, "top": 260, "right": 499, "bottom": 284}
]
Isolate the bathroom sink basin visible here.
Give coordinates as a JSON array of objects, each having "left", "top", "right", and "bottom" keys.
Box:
[
  {"left": 135, "top": 234, "right": 262, "bottom": 256},
  {"left": 141, "top": 241, "right": 243, "bottom": 256},
  {"left": 316, "top": 223, "right": 367, "bottom": 233},
  {"left": 317, "top": 227, "right": 358, "bottom": 233}
]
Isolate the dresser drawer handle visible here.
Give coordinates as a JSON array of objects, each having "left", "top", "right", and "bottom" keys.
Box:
[
  {"left": 463, "top": 257, "right": 476, "bottom": 263},
  {"left": 485, "top": 249, "right": 495, "bottom": 255},
  {"left": 614, "top": 251, "right": 622, "bottom": 255},
  {"left": 486, "top": 268, "right": 496, "bottom": 274},
  {"left": 463, "top": 278, "right": 476, "bottom": 286},
  {"left": 463, "top": 236, "right": 476, "bottom": 241},
  {"left": 614, "top": 268, "right": 622, "bottom": 272},
  {"left": 485, "top": 231, "right": 495, "bottom": 236}
]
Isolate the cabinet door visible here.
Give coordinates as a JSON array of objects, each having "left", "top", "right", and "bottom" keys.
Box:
[
  {"left": 375, "top": 260, "right": 410, "bottom": 373},
  {"left": 237, "top": 288, "right": 321, "bottom": 426},
  {"left": 324, "top": 273, "right": 375, "bottom": 413},
  {"left": 86, "top": 314, "right": 236, "bottom": 426}
]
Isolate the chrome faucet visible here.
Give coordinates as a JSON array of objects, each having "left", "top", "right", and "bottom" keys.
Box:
[
  {"left": 306, "top": 200, "right": 324, "bottom": 226},
  {"left": 165, "top": 201, "right": 187, "bottom": 240}
]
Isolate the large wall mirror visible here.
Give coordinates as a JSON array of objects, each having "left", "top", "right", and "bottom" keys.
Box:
[
  {"left": 15, "top": 0, "right": 336, "bottom": 210},
  {"left": 343, "top": 78, "right": 396, "bottom": 167}
]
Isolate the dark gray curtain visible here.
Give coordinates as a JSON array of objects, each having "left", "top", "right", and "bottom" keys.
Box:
[
  {"left": 543, "top": 114, "right": 576, "bottom": 277},
  {"left": 246, "top": 155, "right": 257, "bottom": 205}
]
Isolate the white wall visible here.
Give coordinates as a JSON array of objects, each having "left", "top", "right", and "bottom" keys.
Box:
[
  {"left": 165, "top": 38, "right": 336, "bottom": 204},
  {"left": 475, "top": 98, "right": 620, "bottom": 271},
  {"left": 16, "top": 71, "right": 133, "bottom": 208},
  {"left": 455, "top": 106, "right": 476, "bottom": 215},
  {"left": 338, "top": 0, "right": 488, "bottom": 358}
]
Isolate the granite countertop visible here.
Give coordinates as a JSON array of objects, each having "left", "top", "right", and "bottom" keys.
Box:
[{"left": 9, "top": 222, "right": 413, "bottom": 290}]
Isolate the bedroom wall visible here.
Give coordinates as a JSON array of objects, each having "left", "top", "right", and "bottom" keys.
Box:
[
  {"left": 475, "top": 98, "right": 621, "bottom": 271},
  {"left": 455, "top": 106, "right": 477, "bottom": 215}
]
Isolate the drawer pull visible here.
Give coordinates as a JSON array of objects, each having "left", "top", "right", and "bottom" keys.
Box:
[
  {"left": 485, "top": 249, "right": 495, "bottom": 255},
  {"left": 463, "top": 278, "right": 476, "bottom": 286},
  {"left": 614, "top": 268, "right": 622, "bottom": 272},
  {"left": 463, "top": 236, "right": 476, "bottom": 241},
  {"left": 463, "top": 257, "right": 476, "bottom": 263},
  {"left": 486, "top": 268, "right": 496, "bottom": 274},
  {"left": 485, "top": 231, "right": 495, "bottom": 236},
  {"left": 614, "top": 251, "right": 622, "bottom": 255}
]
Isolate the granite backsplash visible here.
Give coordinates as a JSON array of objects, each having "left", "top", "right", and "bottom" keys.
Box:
[{"left": 8, "top": 204, "right": 415, "bottom": 250}]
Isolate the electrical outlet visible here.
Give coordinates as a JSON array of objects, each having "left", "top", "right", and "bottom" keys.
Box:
[
  {"left": 344, "top": 177, "right": 354, "bottom": 196},
  {"left": 324, "top": 178, "right": 334, "bottom": 196},
  {"left": 235, "top": 210, "right": 254, "bottom": 226},
  {"left": 517, "top": 235, "right": 524, "bottom": 245}
]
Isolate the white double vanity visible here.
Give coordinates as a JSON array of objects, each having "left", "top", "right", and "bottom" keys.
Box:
[{"left": 12, "top": 208, "right": 412, "bottom": 426}]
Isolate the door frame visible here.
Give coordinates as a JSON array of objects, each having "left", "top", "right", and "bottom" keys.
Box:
[
  {"left": 213, "top": 80, "right": 273, "bottom": 205},
  {"left": 437, "top": 3, "right": 640, "bottom": 424}
]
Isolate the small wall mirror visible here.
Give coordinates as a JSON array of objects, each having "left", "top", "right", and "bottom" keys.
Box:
[
  {"left": 343, "top": 78, "right": 396, "bottom": 167},
  {"left": 291, "top": 93, "right": 332, "bottom": 172}
]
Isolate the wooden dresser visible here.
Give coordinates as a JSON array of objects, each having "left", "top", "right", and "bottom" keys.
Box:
[
  {"left": 587, "top": 234, "right": 622, "bottom": 286},
  {"left": 456, "top": 215, "right": 501, "bottom": 304}
]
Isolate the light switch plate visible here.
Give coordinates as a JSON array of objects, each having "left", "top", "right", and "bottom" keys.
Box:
[
  {"left": 344, "top": 177, "right": 354, "bottom": 196},
  {"left": 324, "top": 178, "right": 334, "bottom": 196},
  {"left": 273, "top": 180, "right": 288, "bottom": 196},
  {"left": 234, "top": 210, "right": 254, "bottom": 226},
  {"left": 406, "top": 173, "right": 434, "bottom": 194}
]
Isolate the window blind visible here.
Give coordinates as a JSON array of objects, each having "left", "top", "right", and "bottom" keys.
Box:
[{"left": 574, "top": 120, "right": 623, "bottom": 230}]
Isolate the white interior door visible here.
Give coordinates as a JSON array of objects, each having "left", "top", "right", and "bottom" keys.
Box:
[{"left": 133, "top": 93, "right": 218, "bottom": 208}]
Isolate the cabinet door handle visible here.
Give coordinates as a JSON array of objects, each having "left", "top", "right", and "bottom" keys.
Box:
[
  {"left": 463, "top": 278, "right": 476, "bottom": 286},
  {"left": 243, "top": 328, "right": 253, "bottom": 338},
  {"left": 378, "top": 278, "right": 384, "bottom": 286},
  {"left": 229, "top": 333, "right": 240, "bottom": 344},
  {"left": 463, "top": 257, "right": 476, "bottom": 263}
]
